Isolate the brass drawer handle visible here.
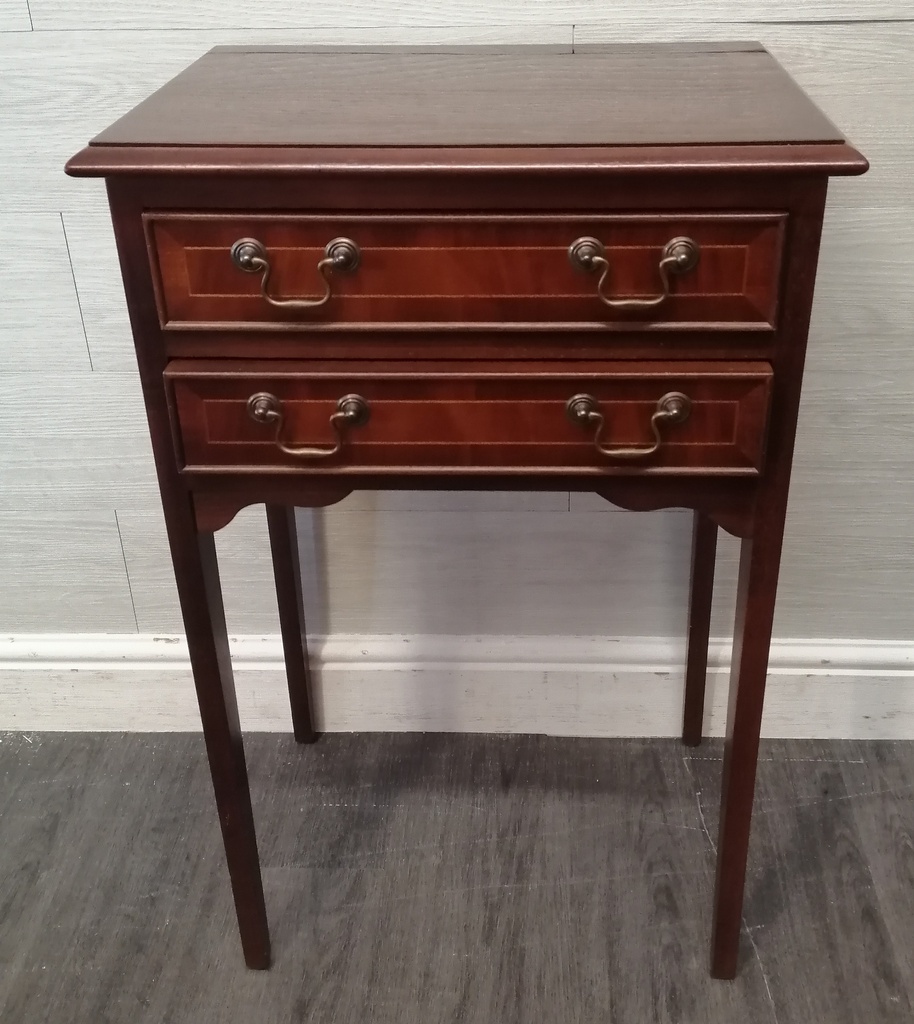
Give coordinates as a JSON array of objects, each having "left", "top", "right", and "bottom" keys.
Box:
[
  {"left": 568, "top": 235, "right": 700, "bottom": 310},
  {"left": 566, "top": 391, "right": 691, "bottom": 460},
  {"left": 247, "top": 392, "right": 369, "bottom": 459},
  {"left": 230, "top": 236, "right": 361, "bottom": 310}
]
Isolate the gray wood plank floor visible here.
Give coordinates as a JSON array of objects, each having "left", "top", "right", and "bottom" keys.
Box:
[{"left": 1, "top": 732, "right": 913, "bottom": 1023}]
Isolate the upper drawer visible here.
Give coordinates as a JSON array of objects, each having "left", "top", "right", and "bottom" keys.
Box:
[{"left": 146, "top": 213, "right": 785, "bottom": 332}]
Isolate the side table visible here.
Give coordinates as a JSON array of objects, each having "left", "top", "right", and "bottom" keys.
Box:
[{"left": 66, "top": 42, "right": 867, "bottom": 977}]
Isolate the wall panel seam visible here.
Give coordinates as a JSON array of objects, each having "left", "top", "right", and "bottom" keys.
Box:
[
  {"left": 59, "top": 212, "right": 93, "bottom": 370},
  {"left": 113, "top": 509, "right": 140, "bottom": 632}
]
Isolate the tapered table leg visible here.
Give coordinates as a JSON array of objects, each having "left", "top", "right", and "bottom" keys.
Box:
[
  {"left": 683, "top": 512, "right": 718, "bottom": 746},
  {"left": 266, "top": 505, "right": 319, "bottom": 743},
  {"left": 166, "top": 512, "right": 270, "bottom": 969},
  {"left": 710, "top": 517, "right": 785, "bottom": 979}
]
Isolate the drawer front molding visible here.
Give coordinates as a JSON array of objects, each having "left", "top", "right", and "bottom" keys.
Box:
[
  {"left": 147, "top": 212, "right": 785, "bottom": 332},
  {"left": 167, "top": 360, "right": 772, "bottom": 476}
]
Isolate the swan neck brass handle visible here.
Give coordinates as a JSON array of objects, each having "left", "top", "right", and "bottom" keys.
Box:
[
  {"left": 230, "top": 236, "right": 360, "bottom": 310},
  {"left": 568, "top": 235, "right": 699, "bottom": 310},
  {"left": 247, "top": 392, "right": 369, "bottom": 459},
  {"left": 566, "top": 391, "right": 691, "bottom": 460}
]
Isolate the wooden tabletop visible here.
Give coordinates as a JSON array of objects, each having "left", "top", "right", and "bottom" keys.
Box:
[
  {"left": 90, "top": 43, "right": 843, "bottom": 149},
  {"left": 67, "top": 43, "right": 868, "bottom": 178}
]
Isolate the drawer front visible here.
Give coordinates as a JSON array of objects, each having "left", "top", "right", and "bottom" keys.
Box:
[
  {"left": 167, "top": 361, "right": 772, "bottom": 475},
  {"left": 148, "top": 213, "right": 784, "bottom": 332}
]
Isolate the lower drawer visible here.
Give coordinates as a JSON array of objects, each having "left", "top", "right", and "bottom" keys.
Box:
[{"left": 166, "top": 360, "right": 772, "bottom": 475}]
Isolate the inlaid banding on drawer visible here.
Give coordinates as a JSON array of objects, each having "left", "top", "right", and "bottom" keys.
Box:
[
  {"left": 147, "top": 213, "right": 785, "bottom": 331},
  {"left": 166, "top": 360, "right": 772, "bottom": 475}
]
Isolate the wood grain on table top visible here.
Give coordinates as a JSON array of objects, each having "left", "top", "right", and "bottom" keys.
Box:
[{"left": 89, "top": 43, "right": 845, "bottom": 149}]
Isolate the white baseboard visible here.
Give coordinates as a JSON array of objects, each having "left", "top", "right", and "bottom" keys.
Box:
[{"left": 1, "top": 633, "right": 913, "bottom": 738}]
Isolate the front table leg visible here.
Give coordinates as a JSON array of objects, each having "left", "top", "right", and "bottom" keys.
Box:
[
  {"left": 266, "top": 505, "right": 319, "bottom": 743},
  {"left": 710, "top": 524, "right": 784, "bottom": 979},
  {"left": 167, "top": 516, "right": 270, "bottom": 969}
]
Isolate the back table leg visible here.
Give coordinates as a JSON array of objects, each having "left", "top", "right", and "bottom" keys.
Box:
[
  {"left": 683, "top": 512, "right": 718, "bottom": 746},
  {"left": 266, "top": 504, "right": 319, "bottom": 743},
  {"left": 166, "top": 514, "right": 271, "bottom": 969}
]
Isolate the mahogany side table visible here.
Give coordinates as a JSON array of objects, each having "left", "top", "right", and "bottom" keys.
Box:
[{"left": 66, "top": 42, "right": 867, "bottom": 978}]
